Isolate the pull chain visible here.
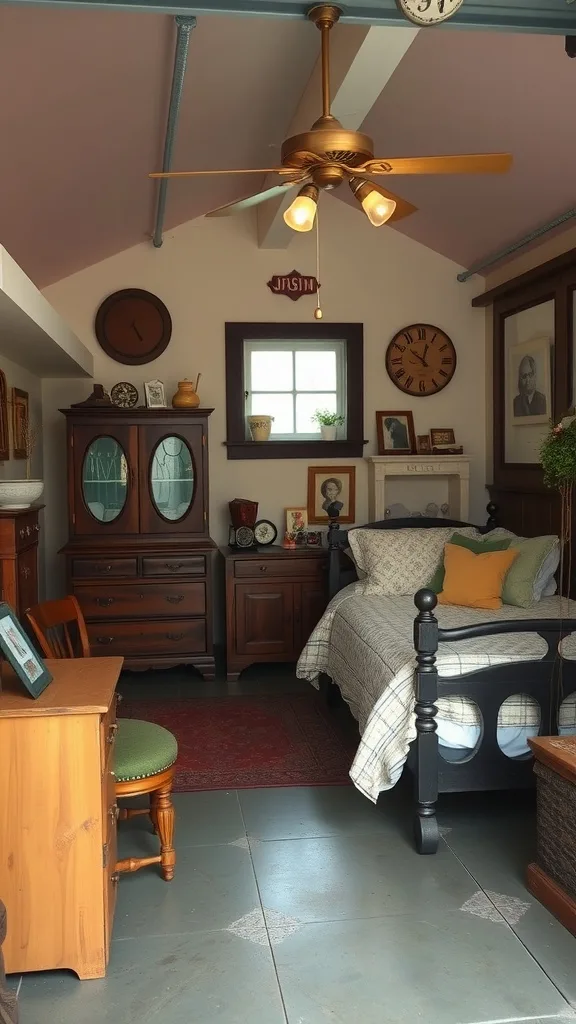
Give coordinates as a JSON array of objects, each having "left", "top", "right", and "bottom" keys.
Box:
[{"left": 314, "top": 207, "right": 323, "bottom": 320}]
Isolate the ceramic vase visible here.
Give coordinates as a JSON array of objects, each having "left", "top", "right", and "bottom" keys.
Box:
[
  {"left": 247, "top": 415, "right": 274, "bottom": 441},
  {"left": 172, "top": 379, "right": 200, "bottom": 409}
]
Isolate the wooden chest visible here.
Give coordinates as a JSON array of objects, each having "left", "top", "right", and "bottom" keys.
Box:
[{"left": 527, "top": 735, "right": 576, "bottom": 937}]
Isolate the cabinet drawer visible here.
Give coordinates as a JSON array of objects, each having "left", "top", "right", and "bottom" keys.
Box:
[
  {"left": 72, "top": 558, "right": 137, "bottom": 578},
  {"left": 76, "top": 582, "right": 206, "bottom": 620},
  {"left": 142, "top": 555, "right": 205, "bottom": 577},
  {"left": 15, "top": 512, "right": 40, "bottom": 552},
  {"left": 87, "top": 618, "right": 206, "bottom": 657},
  {"left": 234, "top": 557, "right": 325, "bottom": 579}
]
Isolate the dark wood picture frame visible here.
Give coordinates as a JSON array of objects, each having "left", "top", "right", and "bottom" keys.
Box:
[
  {"left": 376, "top": 410, "right": 416, "bottom": 455},
  {"left": 224, "top": 322, "right": 365, "bottom": 459},
  {"left": 11, "top": 387, "right": 28, "bottom": 460},
  {"left": 307, "top": 465, "right": 356, "bottom": 524},
  {"left": 0, "top": 601, "right": 52, "bottom": 698},
  {"left": 0, "top": 371, "right": 9, "bottom": 461}
]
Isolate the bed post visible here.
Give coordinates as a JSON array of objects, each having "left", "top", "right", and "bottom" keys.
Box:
[
  {"left": 486, "top": 502, "right": 499, "bottom": 531},
  {"left": 327, "top": 515, "right": 341, "bottom": 600},
  {"left": 413, "top": 589, "right": 440, "bottom": 855}
]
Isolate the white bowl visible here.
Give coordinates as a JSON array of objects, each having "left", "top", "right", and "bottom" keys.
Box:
[{"left": 0, "top": 479, "right": 44, "bottom": 509}]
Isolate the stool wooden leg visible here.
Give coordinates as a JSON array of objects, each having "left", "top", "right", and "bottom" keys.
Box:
[
  {"left": 149, "top": 793, "right": 159, "bottom": 834},
  {"left": 153, "top": 782, "right": 176, "bottom": 881}
]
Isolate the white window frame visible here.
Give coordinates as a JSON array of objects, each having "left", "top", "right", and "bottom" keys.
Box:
[{"left": 243, "top": 338, "right": 347, "bottom": 441}]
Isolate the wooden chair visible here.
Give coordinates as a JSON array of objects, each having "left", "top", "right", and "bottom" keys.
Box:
[{"left": 25, "top": 596, "right": 177, "bottom": 881}]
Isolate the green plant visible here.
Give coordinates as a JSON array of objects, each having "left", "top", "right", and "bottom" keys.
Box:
[
  {"left": 311, "top": 409, "right": 345, "bottom": 427},
  {"left": 540, "top": 415, "right": 576, "bottom": 490}
]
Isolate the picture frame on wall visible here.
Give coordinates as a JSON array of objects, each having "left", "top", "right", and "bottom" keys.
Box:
[
  {"left": 0, "top": 602, "right": 53, "bottom": 699},
  {"left": 307, "top": 465, "right": 356, "bottom": 524},
  {"left": 376, "top": 411, "right": 416, "bottom": 455},
  {"left": 508, "top": 337, "right": 551, "bottom": 426},
  {"left": 0, "top": 371, "right": 9, "bottom": 461},
  {"left": 11, "top": 387, "right": 29, "bottom": 459}
]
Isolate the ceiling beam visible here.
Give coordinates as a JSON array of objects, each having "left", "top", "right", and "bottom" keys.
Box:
[
  {"left": 256, "top": 23, "right": 419, "bottom": 250},
  {"left": 7, "top": 0, "right": 576, "bottom": 37}
]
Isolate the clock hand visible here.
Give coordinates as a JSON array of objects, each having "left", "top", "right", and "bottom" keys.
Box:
[{"left": 132, "top": 321, "right": 143, "bottom": 342}]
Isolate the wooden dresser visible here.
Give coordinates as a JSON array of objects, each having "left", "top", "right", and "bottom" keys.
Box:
[
  {"left": 0, "top": 506, "right": 42, "bottom": 619},
  {"left": 223, "top": 546, "right": 328, "bottom": 680},
  {"left": 60, "top": 407, "right": 215, "bottom": 678},
  {"left": 0, "top": 656, "right": 123, "bottom": 979}
]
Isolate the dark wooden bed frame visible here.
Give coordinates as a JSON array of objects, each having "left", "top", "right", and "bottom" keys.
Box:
[{"left": 323, "top": 503, "right": 576, "bottom": 855}]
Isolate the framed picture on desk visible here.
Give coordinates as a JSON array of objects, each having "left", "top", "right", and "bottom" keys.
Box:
[{"left": 0, "top": 603, "right": 52, "bottom": 698}]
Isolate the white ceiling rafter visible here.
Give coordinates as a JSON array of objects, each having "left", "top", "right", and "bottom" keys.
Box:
[{"left": 256, "top": 23, "right": 419, "bottom": 250}]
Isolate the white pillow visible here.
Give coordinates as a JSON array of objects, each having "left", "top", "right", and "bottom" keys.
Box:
[
  {"left": 348, "top": 527, "right": 468, "bottom": 596},
  {"left": 487, "top": 528, "right": 560, "bottom": 602}
]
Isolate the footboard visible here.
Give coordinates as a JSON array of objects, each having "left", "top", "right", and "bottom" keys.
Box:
[{"left": 411, "top": 588, "right": 576, "bottom": 855}]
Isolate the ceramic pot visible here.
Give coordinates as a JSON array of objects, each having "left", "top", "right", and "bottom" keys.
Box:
[
  {"left": 320, "top": 424, "right": 337, "bottom": 440},
  {"left": 0, "top": 479, "right": 44, "bottom": 509},
  {"left": 247, "top": 415, "right": 274, "bottom": 442},
  {"left": 172, "top": 379, "right": 200, "bottom": 409}
]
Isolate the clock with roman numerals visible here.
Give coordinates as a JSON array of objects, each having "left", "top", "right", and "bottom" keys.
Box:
[{"left": 385, "top": 324, "right": 456, "bottom": 397}]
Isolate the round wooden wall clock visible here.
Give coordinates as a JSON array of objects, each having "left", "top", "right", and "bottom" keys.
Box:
[
  {"left": 94, "top": 289, "right": 172, "bottom": 365},
  {"left": 385, "top": 323, "right": 456, "bottom": 397}
]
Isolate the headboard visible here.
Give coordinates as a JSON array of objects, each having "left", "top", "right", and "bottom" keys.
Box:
[{"left": 326, "top": 501, "right": 499, "bottom": 599}]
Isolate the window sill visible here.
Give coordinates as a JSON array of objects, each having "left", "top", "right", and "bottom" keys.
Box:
[{"left": 224, "top": 440, "right": 368, "bottom": 460}]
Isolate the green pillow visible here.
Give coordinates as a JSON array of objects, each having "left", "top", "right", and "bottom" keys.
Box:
[
  {"left": 428, "top": 532, "right": 511, "bottom": 594},
  {"left": 502, "top": 535, "right": 558, "bottom": 608}
]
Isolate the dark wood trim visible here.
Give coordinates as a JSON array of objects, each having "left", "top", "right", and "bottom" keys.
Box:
[
  {"left": 473, "top": 246, "right": 576, "bottom": 307},
  {"left": 224, "top": 322, "right": 364, "bottom": 460},
  {"left": 526, "top": 863, "right": 576, "bottom": 937}
]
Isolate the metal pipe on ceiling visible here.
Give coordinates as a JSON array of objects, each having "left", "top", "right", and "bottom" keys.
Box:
[
  {"left": 457, "top": 206, "right": 576, "bottom": 283},
  {"left": 152, "top": 15, "right": 197, "bottom": 248}
]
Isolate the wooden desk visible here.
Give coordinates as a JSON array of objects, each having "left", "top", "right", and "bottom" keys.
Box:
[{"left": 0, "top": 656, "right": 123, "bottom": 979}]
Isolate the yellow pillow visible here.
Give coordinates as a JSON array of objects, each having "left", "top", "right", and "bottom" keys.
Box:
[{"left": 438, "top": 543, "right": 519, "bottom": 610}]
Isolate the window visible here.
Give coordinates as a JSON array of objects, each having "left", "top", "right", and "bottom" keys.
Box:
[
  {"left": 244, "top": 339, "right": 346, "bottom": 440},
  {"left": 225, "top": 322, "right": 364, "bottom": 460}
]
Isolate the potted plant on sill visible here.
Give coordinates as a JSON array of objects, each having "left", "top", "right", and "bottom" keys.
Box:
[{"left": 311, "top": 409, "right": 345, "bottom": 441}]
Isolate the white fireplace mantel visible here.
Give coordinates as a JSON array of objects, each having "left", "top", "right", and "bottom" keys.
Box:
[{"left": 366, "top": 455, "right": 471, "bottom": 523}]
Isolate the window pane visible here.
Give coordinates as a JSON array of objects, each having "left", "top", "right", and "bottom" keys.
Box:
[
  {"left": 251, "top": 393, "right": 294, "bottom": 434},
  {"left": 250, "top": 351, "right": 293, "bottom": 392},
  {"left": 295, "top": 350, "right": 337, "bottom": 391},
  {"left": 296, "top": 393, "right": 337, "bottom": 434}
]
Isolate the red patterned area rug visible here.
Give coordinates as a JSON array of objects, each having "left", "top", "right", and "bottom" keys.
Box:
[{"left": 119, "top": 694, "right": 357, "bottom": 792}]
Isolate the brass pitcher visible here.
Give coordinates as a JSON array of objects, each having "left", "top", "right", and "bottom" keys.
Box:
[{"left": 172, "top": 375, "right": 201, "bottom": 409}]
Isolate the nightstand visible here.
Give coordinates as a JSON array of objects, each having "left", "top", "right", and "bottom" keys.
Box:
[{"left": 222, "top": 546, "right": 328, "bottom": 681}]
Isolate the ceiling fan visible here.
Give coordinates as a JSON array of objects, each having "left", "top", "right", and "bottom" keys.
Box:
[{"left": 150, "top": 4, "right": 512, "bottom": 231}]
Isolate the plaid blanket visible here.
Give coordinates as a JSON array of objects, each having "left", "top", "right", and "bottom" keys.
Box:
[{"left": 296, "top": 586, "right": 576, "bottom": 801}]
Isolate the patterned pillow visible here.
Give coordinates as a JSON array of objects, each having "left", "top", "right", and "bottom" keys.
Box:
[{"left": 348, "top": 527, "right": 466, "bottom": 596}]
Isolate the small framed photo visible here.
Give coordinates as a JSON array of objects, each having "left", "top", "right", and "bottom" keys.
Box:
[
  {"left": 508, "top": 336, "right": 551, "bottom": 425},
  {"left": 376, "top": 411, "right": 416, "bottom": 455},
  {"left": 12, "top": 387, "right": 29, "bottom": 459},
  {"left": 285, "top": 507, "right": 308, "bottom": 534},
  {"left": 307, "top": 466, "right": 356, "bottom": 524},
  {"left": 306, "top": 530, "right": 323, "bottom": 547},
  {"left": 430, "top": 428, "right": 456, "bottom": 448},
  {"left": 417, "top": 434, "right": 432, "bottom": 454},
  {"left": 0, "top": 603, "right": 52, "bottom": 699},
  {"left": 144, "top": 380, "right": 166, "bottom": 409}
]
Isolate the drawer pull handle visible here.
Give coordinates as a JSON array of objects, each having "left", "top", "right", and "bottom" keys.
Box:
[
  {"left": 111, "top": 872, "right": 120, "bottom": 885},
  {"left": 96, "top": 596, "right": 114, "bottom": 607},
  {"left": 19, "top": 528, "right": 25, "bottom": 538},
  {"left": 109, "top": 803, "right": 119, "bottom": 825},
  {"left": 166, "top": 594, "right": 184, "bottom": 603},
  {"left": 165, "top": 562, "right": 183, "bottom": 571},
  {"left": 259, "top": 565, "right": 268, "bottom": 572},
  {"left": 34, "top": 524, "right": 40, "bottom": 532},
  {"left": 96, "top": 636, "right": 115, "bottom": 645},
  {"left": 166, "top": 632, "right": 185, "bottom": 642},
  {"left": 107, "top": 723, "right": 118, "bottom": 744},
  {"left": 20, "top": 566, "right": 31, "bottom": 579},
  {"left": 97, "top": 565, "right": 113, "bottom": 573}
]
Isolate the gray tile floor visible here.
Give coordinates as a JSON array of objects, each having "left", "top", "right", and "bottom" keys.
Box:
[{"left": 11, "top": 666, "right": 576, "bottom": 1023}]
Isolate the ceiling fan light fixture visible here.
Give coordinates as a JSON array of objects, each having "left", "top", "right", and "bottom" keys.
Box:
[
  {"left": 349, "top": 176, "right": 396, "bottom": 227},
  {"left": 283, "top": 184, "right": 319, "bottom": 232}
]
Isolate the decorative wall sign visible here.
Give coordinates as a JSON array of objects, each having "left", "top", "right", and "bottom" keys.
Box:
[{"left": 267, "top": 271, "right": 319, "bottom": 302}]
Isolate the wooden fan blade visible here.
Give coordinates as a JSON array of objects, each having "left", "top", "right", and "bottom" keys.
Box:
[
  {"left": 149, "top": 167, "right": 297, "bottom": 179},
  {"left": 206, "top": 180, "right": 305, "bottom": 218},
  {"left": 356, "top": 153, "right": 513, "bottom": 176}
]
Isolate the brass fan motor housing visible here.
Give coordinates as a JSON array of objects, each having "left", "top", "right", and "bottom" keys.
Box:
[{"left": 280, "top": 117, "right": 375, "bottom": 189}]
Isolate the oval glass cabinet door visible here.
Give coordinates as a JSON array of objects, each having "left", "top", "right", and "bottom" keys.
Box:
[
  {"left": 150, "top": 435, "right": 195, "bottom": 521},
  {"left": 82, "top": 436, "right": 129, "bottom": 523}
]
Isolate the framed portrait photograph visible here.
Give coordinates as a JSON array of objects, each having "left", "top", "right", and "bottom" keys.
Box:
[
  {"left": 11, "top": 387, "right": 29, "bottom": 459},
  {"left": 307, "top": 465, "right": 356, "bottom": 524},
  {"left": 0, "top": 603, "right": 52, "bottom": 699},
  {"left": 417, "top": 434, "right": 432, "bottom": 454},
  {"left": 376, "top": 411, "right": 416, "bottom": 455},
  {"left": 285, "top": 507, "right": 308, "bottom": 534},
  {"left": 144, "top": 380, "right": 166, "bottom": 409},
  {"left": 508, "top": 337, "right": 551, "bottom": 426}
]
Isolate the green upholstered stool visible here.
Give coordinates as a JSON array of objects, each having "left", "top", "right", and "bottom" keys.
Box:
[{"left": 115, "top": 719, "right": 178, "bottom": 882}]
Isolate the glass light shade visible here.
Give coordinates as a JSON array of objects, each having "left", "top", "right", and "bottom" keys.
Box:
[
  {"left": 283, "top": 194, "right": 317, "bottom": 232},
  {"left": 360, "top": 190, "right": 396, "bottom": 227}
]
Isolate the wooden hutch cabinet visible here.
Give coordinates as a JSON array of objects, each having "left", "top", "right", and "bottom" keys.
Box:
[{"left": 60, "top": 407, "right": 215, "bottom": 678}]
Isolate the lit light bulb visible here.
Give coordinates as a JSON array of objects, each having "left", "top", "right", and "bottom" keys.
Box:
[
  {"left": 283, "top": 185, "right": 319, "bottom": 232},
  {"left": 360, "top": 190, "right": 396, "bottom": 227}
]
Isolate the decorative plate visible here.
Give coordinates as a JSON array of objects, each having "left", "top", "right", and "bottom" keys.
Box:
[
  {"left": 236, "top": 526, "right": 255, "bottom": 548},
  {"left": 110, "top": 382, "right": 139, "bottom": 409},
  {"left": 254, "top": 519, "right": 277, "bottom": 546}
]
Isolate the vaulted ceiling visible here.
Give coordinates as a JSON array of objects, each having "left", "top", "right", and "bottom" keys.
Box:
[{"left": 0, "top": 3, "right": 573, "bottom": 287}]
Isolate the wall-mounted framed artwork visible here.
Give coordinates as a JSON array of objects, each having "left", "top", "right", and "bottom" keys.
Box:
[
  {"left": 508, "top": 336, "right": 551, "bottom": 426},
  {"left": 0, "top": 371, "right": 9, "bottom": 461},
  {"left": 307, "top": 465, "right": 356, "bottom": 524},
  {"left": 11, "top": 388, "right": 29, "bottom": 460}
]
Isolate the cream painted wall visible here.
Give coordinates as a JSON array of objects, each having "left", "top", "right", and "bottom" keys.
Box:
[{"left": 42, "top": 200, "right": 486, "bottom": 600}]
